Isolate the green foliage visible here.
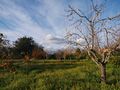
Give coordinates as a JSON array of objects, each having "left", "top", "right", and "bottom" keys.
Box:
[
  {"left": 110, "top": 56, "right": 120, "bottom": 66},
  {"left": 110, "top": 49, "right": 120, "bottom": 66},
  {"left": 12, "top": 36, "right": 45, "bottom": 59},
  {"left": 0, "top": 33, "right": 10, "bottom": 59},
  {"left": 0, "top": 33, "right": 8, "bottom": 47},
  {"left": 0, "top": 60, "right": 120, "bottom": 90},
  {"left": 13, "top": 36, "right": 36, "bottom": 58},
  {"left": 47, "top": 54, "right": 57, "bottom": 60}
]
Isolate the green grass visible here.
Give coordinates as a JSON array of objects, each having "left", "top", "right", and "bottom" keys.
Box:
[{"left": 0, "top": 60, "right": 120, "bottom": 90}]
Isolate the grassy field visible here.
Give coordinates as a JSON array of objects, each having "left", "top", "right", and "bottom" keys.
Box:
[{"left": 0, "top": 60, "right": 120, "bottom": 90}]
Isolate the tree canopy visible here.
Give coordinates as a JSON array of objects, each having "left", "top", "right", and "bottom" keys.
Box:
[{"left": 13, "top": 36, "right": 36, "bottom": 58}]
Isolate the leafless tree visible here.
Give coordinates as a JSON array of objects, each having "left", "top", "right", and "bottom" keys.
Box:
[
  {"left": 56, "top": 50, "right": 64, "bottom": 60},
  {"left": 65, "top": 0, "right": 120, "bottom": 83}
]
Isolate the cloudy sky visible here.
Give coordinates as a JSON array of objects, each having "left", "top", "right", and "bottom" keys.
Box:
[{"left": 0, "top": 0, "right": 120, "bottom": 50}]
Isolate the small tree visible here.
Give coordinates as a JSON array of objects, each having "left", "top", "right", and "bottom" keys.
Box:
[
  {"left": 63, "top": 48, "right": 75, "bottom": 60},
  {"left": 0, "top": 33, "right": 9, "bottom": 60},
  {"left": 13, "top": 36, "right": 36, "bottom": 59},
  {"left": 74, "top": 48, "right": 81, "bottom": 60},
  {"left": 32, "top": 45, "right": 46, "bottom": 59},
  {"left": 55, "top": 50, "right": 64, "bottom": 60},
  {"left": 66, "top": 0, "right": 120, "bottom": 83}
]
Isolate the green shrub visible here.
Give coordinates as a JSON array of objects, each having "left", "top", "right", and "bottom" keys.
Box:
[{"left": 110, "top": 56, "right": 120, "bottom": 66}]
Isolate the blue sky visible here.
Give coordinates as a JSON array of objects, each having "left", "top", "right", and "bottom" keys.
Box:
[{"left": 0, "top": 0, "right": 120, "bottom": 50}]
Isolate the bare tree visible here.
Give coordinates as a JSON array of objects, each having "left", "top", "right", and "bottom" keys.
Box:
[
  {"left": 65, "top": 0, "right": 120, "bottom": 83},
  {"left": 55, "top": 50, "right": 64, "bottom": 60}
]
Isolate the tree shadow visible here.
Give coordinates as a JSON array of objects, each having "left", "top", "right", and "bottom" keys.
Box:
[
  {"left": 106, "top": 79, "right": 118, "bottom": 85},
  {"left": 14, "top": 62, "right": 79, "bottom": 74}
]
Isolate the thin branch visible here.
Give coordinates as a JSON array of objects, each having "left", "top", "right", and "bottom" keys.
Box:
[{"left": 68, "top": 5, "right": 90, "bottom": 22}]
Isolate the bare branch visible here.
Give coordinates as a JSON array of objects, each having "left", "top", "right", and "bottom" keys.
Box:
[
  {"left": 68, "top": 5, "right": 90, "bottom": 22},
  {"left": 96, "top": 14, "right": 120, "bottom": 23},
  {"left": 66, "top": 1, "right": 120, "bottom": 67}
]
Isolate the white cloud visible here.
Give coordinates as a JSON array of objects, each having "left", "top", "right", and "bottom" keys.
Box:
[
  {"left": 76, "top": 38, "right": 84, "bottom": 43},
  {"left": 0, "top": 0, "right": 52, "bottom": 44},
  {"left": 45, "top": 34, "right": 67, "bottom": 44},
  {"left": 0, "top": 0, "right": 69, "bottom": 50}
]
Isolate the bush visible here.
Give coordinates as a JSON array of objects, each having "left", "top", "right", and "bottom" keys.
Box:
[{"left": 110, "top": 56, "right": 120, "bottom": 66}]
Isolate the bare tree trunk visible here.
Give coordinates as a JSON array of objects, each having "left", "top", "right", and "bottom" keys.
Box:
[{"left": 100, "top": 63, "right": 106, "bottom": 83}]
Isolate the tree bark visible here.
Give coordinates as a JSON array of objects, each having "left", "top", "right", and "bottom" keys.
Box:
[{"left": 100, "top": 63, "right": 106, "bottom": 83}]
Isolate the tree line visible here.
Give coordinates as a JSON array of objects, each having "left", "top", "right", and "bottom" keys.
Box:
[{"left": 0, "top": 33, "right": 90, "bottom": 61}]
